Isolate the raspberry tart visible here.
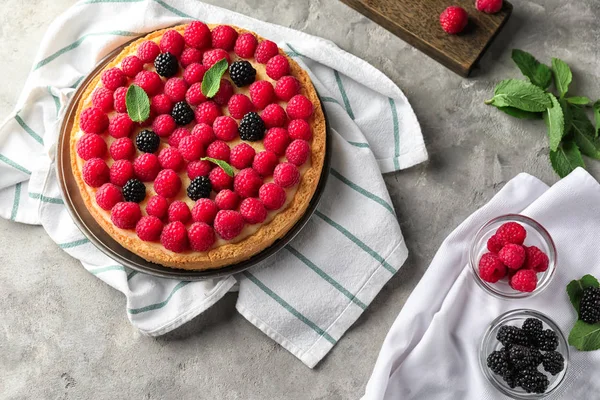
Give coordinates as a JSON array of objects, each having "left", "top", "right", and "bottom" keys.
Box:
[{"left": 70, "top": 23, "right": 326, "bottom": 270}]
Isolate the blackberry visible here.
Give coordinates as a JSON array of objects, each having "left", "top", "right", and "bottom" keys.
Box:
[
  {"left": 517, "top": 367, "right": 549, "bottom": 394},
  {"left": 187, "top": 176, "right": 211, "bottom": 201},
  {"left": 239, "top": 112, "right": 265, "bottom": 141},
  {"left": 122, "top": 179, "right": 146, "bottom": 203},
  {"left": 136, "top": 130, "right": 160, "bottom": 153},
  {"left": 522, "top": 318, "right": 543, "bottom": 339},
  {"left": 508, "top": 345, "right": 542, "bottom": 370},
  {"left": 497, "top": 325, "right": 529, "bottom": 347},
  {"left": 502, "top": 371, "right": 519, "bottom": 389},
  {"left": 487, "top": 350, "right": 511, "bottom": 377},
  {"left": 542, "top": 351, "right": 564, "bottom": 375},
  {"left": 580, "top": 287, "right": 600, "bottom": 324},
  {"left": 229, "top": 61, "right": 256, "bottom": 87},
  {"left": 154, "top": 52, "right": 179, "bottom": 77},
  {"left": 536, "top": 329, "right": 559, "bottom": 351},
  {"left": 171, "top": 101, "right": 195, "bottom": 126}
]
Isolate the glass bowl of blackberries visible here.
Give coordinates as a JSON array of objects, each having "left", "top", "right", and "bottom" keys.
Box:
[{"left": 480, "top": 309, "right": 569, "bottom": 398}]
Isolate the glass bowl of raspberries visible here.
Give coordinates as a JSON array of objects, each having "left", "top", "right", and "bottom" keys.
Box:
[
  {"left": 480, "top": 309, "right": 569, "bottom": 398},
  {"left": 470, "top": 214, "right": 557, "bottom": 299}
]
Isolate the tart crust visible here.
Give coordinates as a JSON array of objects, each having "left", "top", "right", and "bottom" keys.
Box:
[{"left": 70, "top": 24, "right": 326, "bottom": 270}]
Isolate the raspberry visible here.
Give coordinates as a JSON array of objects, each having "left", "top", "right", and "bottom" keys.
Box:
[
  {"left": 476, "top": 0, "right": 503, "bottom": 13},
  {"left": 524, "top": 246, "right": 549, "bottom": 272},
  {"left": 161, "top": 221, "right": 189, "bottom": 253},
  {"left": 168, "top": 200, "right": 191, "bottom": 223},
  {"left": 92, "top": 87, "right": 114, "bottom": 112},
  {"left": 76, "top": 133, "right": 107, "bottom": 160},
  {"left": 154, "top": 169, "right": 182, "bottom": 198},
  {"left": 150, "top": 94, "right": 173, "bottom": 115},
  {"left": 206, "top": 140, "right": 230, "bottom": 162},
  {"left": 440, "top": 6, "right": 468, "bottom": 34},
  {"left": 264, "top": 127, "right": 290, "bottom": 155},
  {"left": 137, "top": 40, "right": 161, "bottom": 63},
  {"left": 101, "top": 67, "right": 126, "bottom": 91},
  {"left": 195, "top": 101, "right": 221, "bottom": 125},
  {"left": 234, "top": 32, "right": 258, "bottom": 58},
  {"left": 109, "top": 137, "right": 135, "bottom": 161},
  {"left": 287, "top": 95, "right": 313, "bottom": 120},
  {"left": 191, "top": 123, "right": 216, "bottom": 147},
  {"left": 185, "top": 82, "right": 207, "bottom": 106},
  {"left": 109, "top": 159, "right": 135, "bottom": 187},
  {"left": 227, "top": 94, "right": 254, "bottom": 119},
  {"left": 510, "top": 269, "right": 538, "bottom": 292},
  {"left": 108, "top": 113, "right": 134, "bottom": 138},
  {"left": 178, "top": 135, "right": 203, "bottom": 161},
  {"left": 184, "top": 21, "right": 211, "bottom": 49},
  {"left": 478, "top": 252, "right": 507, "bottom": 283},
  {"left": 249, "top": 80, "right": 275, "bottom": 110},
  {"left": 111, "top": 202, "right": 142, "bottom": 229},
  {"left": 163, "top": 78, "right": 187, "bottom": 103},
  {"left": 183, "top": 63, "right": 207, "bottom": 85},
  {"left": 202, "top": 49, "right": 231, "bottom": 68},
  {"left": 255, "top": 40, "right": 279, "bottom": 64},
  {"left": 261, "top": 103, "right": 286, "bottom": 129},
  {"left": 275, "top": 76, "right": 300, "bottom": 101},
  {"left": 285, "top": 139, "right": 310, "bottom": 166},
  {"left": 266, "top": 55, "right": 290, "bottom": 80},
  {"left": 214, "top": 210, "right": 244, "bottom": 240},
  {"left": 211, "top": 25, "right": 238, "bottom": 50},
  {"left": 146, "top": 195, "right": 169, "bottom": 220},
  {"left": 168, "top": 127, "right": 190, "bottom": 147},
  {"left": 239, "top": 198, "right": 267, "bottom": 224},
  {"left": 487, "top": 234, "right": 504, "bottom": 253},
  {"left": 136, "top": 216, "right": 163, "bottom": 242},
  {"left": 80, "top": 107, "right": 108, "bottom": 134},
  {"left": 259, "top": 183, "right": 286, "bottom": 210},
  {"left": 229, "top": 61, "right": 256, "bottom": 87},
  {"left": 122, "top": 178, "right": 146, "bottom": 203},
  {"left": 134, "top": 70, "right": 163, "bottom": 96},
  {"left": 287, "top": 119, "right": 312, "bottom": 141},
  {"left": 233, "top": 168, "right": 263, "bottom": 198},
  {"left": 496, "top": 222, "right": 527, "bottom": 245},
  {"left": 192, "top": 198, "right": 218, "bottom": 224},
  {"left": 158, "top": 147, "right": 184, "bottom": 172},
  {"left": 215, "top": 189, "right": 239, "bottom": 210},
  {"left": 121, "top": 55, "right": 143, "bottom": 78},
  {"left": 95, "top": 183, "right": 123, "bottom": 211},
  {"left": 82, "top": 158, "right": 110, "bottom": 187},
  {"left": 180, "top": 47, "right": 203, "bottom": 67},
  {"left": 229, "top": 143, "right": 256, "bottom": 170},
  {"left": 133, "top": 153, "right": 161, "bottom": 181},
  {"left": 252, "top": 150, "right": 278, "bottom": 177},
  {"left": 499, "top": 243, "right": 526, "bottom": 270},
  {"left": 273, "top": 162, "right": 300, "bottom": 188},
  {"left": 114, "top": 87, "right": 128, "bottom": 113},
  {"left": 171, "top": 101, "right": 195, "bottom": 125},
  {"left": 159, "top": 29, "right": 185, "bottom": 56},
  {"left": 213, "top": 79, "right": 234, "bottom": 106},
  {"left": 187, "top": 160, "right": 212, "bottom": 179},
  {"left": 188, "top": 222, "right": 215, "bottom": 251},
  {"left": 150, "top": 114, "right": 175, "bottom": 138},
  {"left": 209, "top": 167, "right": 233, "bottom": 192},
  {"left": 213, "top": 116, "right": 238, "bottom": 141}
]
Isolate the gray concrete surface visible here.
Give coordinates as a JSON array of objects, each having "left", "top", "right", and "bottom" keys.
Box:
[{"left": 1, "top": 0, "right": 599, "bottom": 399}]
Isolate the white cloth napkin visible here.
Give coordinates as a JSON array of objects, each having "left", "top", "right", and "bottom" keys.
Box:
[
  {"left": 363, "top": 168, "right": 600, "bottom": 399},
  {"left": 0, "top": 0, "right": 427, "bottom": 367}
]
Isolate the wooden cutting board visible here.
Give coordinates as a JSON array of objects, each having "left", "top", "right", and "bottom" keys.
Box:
[{"left": 338, "top": 0, "right": 512, "bottom": 77}]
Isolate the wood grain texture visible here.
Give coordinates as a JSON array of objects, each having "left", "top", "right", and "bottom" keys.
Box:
[{"left": 339, "top": 0, "right": 512, "bottom": 77}]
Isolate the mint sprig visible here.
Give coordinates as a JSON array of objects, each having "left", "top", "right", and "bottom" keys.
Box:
[
  {"left": 487, "top": 49, "right": 600, "bottom": 178},
  {"left": 201, "top": 157, "right": 235, "bottom": 177},
  {"left": 201, "top": 59, "right": 229, "bottom": 98},
  {"left": 125, "top": 84, "right": 150, "bottom": 123},
  {"left": 566, "top": 275, "right": 600, "bottom": 351}
]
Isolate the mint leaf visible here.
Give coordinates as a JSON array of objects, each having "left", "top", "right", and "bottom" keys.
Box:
[
  {"left": 559, "top": 98, "right": 573, "bottom": 135},
  {"left": 497, "top": 106, "right": 542, "bottom": 119},
  {"left": 567, "top": 275, "right": 600, "bottom": 317},
  {"left": 552, "top": 58, "right": 573, "bottom": 98},
  {"left": 485, "top": 79, "right": 552, "bottom": 112},
  {"left": 569, "top": 104, "right": 600, "bottom": 159},
  {"left": 200, "top": 157, "right": 234, "bottom": 177},
  {"left": 126, "top": 84, "right": 150, "bottom": 123},
  {"left": 568, "top": 320, "right": 600, "bottom": 351},
  {"left": 593, "top": 100, "right": 600, "bottom": 137},
  {"left": 567, "top": 96, "right": 591, "bottom": 105},
  {"left": 544, "top": 94, "right": 565, "bottom": 152},
  {"left": 201, "top": 59, "right": 229, "bottom": 98},
  {"left": 549, "top": 141, "right": 585, "bottom": 178},
  {"left": 511, "top": 49, "right": 552, "bottom": 89}
]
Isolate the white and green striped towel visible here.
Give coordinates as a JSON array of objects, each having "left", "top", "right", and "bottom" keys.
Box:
[{"left": 0, "top": 0, "right": 427, "bottom": 367}]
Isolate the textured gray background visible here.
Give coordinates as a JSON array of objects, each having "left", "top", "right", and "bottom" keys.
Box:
[{"left": 1, "top": 0, "right": 598, "bottom": 399}]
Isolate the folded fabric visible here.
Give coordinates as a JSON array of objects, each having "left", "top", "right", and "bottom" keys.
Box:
[
  {"left": 363, "top": 168, "right": 600, "bottom": 398},
  {"left": 0, "top": 0, "right": 427, "bottom": 368}
]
